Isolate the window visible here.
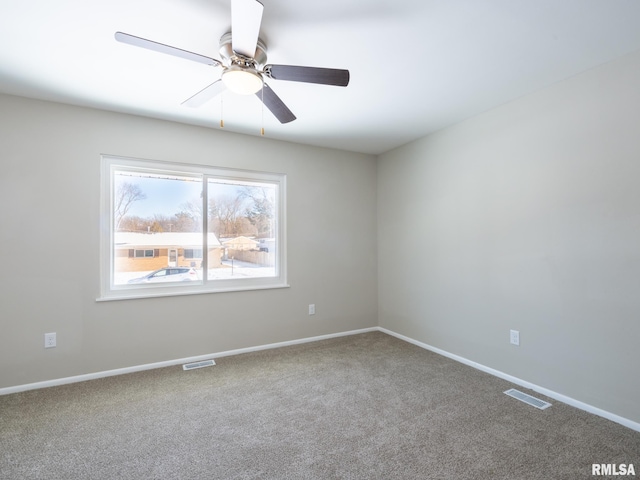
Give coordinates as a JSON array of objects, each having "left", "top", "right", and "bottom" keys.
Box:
[
  {"left": 184, "top": 249, "right": 203, "bottom": 259},
  {"left": 100, "top": 155, "right": 287, "bottom": 300},
  {"left": 133, "top": 249, "right": 155, "bottom": 258}
]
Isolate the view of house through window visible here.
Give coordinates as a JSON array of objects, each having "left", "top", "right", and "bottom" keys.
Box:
[{"left": 102, "top": 156, "right": 285, "bottom": 299}]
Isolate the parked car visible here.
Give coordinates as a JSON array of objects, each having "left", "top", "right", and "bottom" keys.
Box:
[{"left": 128, "top": 267, "right": 198, "bottom": 284}]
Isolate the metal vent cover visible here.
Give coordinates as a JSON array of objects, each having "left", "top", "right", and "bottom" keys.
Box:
[
  {"left": 504, "top": 388, "right": 552, "bottom": 410},
  {"left": 183, "top": 359, "right": 216, "bottom": 371}
]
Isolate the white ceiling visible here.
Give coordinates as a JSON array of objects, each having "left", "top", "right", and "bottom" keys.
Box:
[{"left": 2, "top": 0, "right": 640, "bottom": 155}]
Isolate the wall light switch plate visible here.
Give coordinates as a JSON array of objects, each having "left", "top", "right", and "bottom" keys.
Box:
[{"left": 308, "top": 304, "right": 315, "bottom": 315}]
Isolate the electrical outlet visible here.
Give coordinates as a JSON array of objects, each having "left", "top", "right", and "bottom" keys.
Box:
[
  {"left": 44, "top": 332, "right": 56, "bottom": 349},
  {"left": 308, "top": 304, "right": 315, "bottom": 315},
  {"left": 510, "top": 329, "right": 520, "bottom": 346}
]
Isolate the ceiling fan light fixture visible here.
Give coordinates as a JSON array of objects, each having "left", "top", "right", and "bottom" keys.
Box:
[{"left": 222, "top": 65, "right": 263, "bottom": 95}]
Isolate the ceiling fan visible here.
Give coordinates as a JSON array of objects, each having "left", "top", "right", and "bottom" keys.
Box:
[{"left": 115, "top": 0, "right": 350, "bottom": 124}]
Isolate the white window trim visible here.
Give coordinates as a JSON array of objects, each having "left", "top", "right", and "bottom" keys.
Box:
[{"left": 98, "top": 154, "right": 288, "bottom": 301}]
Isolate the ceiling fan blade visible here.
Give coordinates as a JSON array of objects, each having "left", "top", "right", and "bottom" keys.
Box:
[
  {"left": 265, "top": 65, "right": 350, "bottom": 87},
  {"left": 231, "top": 0, "right": 264, "bottom": 57},
  {"left": 115, "top": 32, "right": 221, "bottom": 67},
  {"left": 181, "top": 80, "right": 226, "bottom": 108},
  {"left": 257, "top": 84, "right": 296, "bottom": 124}
]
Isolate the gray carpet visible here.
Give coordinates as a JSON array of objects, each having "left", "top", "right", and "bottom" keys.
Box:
[{"left": 1, "top": 332, "right": 639, "bottom": 479}]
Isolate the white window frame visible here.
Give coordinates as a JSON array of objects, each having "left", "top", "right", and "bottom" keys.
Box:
[{"left": 99, "top": 155, "right": 288, "bottom": 301}]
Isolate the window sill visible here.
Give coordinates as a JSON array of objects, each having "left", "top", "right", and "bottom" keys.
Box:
[{"left": 96, "top": 283, "right": 290, "bottom": 302}]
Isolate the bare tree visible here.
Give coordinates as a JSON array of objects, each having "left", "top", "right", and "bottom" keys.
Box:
[
  {"left": 177, "top": 199, "right": 205, "bottom": 233},
  {"left": 172, "top": 211, "right": 198, "bottom": 232},
  {"left": 209, "top": 194, "right": 248, "bottom": 237},
  {"left": 115, "top": 182, "right": 146, "bottom": 230},
  {"left": 242, "top": 187, "right": 275, "bottom": 237},
  {"left": 117, "top": 215, "right": 145, "bottom": 232}
]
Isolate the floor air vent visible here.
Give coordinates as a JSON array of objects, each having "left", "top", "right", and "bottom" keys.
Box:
[
  {"left": 183, "top": 359, "right": 216, "bottom": 371},
  {"left": 504, "top": 388, "right": 552, "bottom": 410}
]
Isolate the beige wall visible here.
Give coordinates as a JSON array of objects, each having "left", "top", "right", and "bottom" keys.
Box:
[
  {"left": 378, "top": 49, "right": 640, "bottom": 423},
  {"left": 0, "top": 94, "right": 377, "bottom": 388}
]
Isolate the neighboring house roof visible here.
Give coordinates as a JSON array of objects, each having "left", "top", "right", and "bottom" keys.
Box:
[
  {"left": 114, "top": 232, "right": 221, "bottom": 248},
  {"left": 221, "top": 236, "right": 259, "bottom": 246}
]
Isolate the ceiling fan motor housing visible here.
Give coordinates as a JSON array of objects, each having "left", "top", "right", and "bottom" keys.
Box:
[{"left": 219, "top": 32, "right": 267, "bottom": 66}]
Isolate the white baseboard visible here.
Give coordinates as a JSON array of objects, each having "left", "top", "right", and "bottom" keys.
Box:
[
  {"left": 3, "top": 325, "right": 638, "bottom": 434},
  {"left": 0, "top": 327, "right": 378, "bottom": 396},
  {"left": 378, "top": 327, "right": 640, "bottom": 433}
]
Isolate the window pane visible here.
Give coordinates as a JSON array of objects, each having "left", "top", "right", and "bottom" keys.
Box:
[
  {"left": 207, "top": 178, "right": 277, "bottom": 280},
  {"left": 113, "top": 170, "right": 203, "bottom": 285}
]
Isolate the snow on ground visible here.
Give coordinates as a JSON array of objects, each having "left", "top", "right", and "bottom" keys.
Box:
[{"left": 114, "top": 259, "right": 275, "bottom": 284}]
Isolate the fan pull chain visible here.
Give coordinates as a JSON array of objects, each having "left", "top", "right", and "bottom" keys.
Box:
[
  {"left": 220, "top": 93, "right": 224, "bottom": 128},
  {"left": 261, "top": 84, "right": 265, "bottom": 136}
]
